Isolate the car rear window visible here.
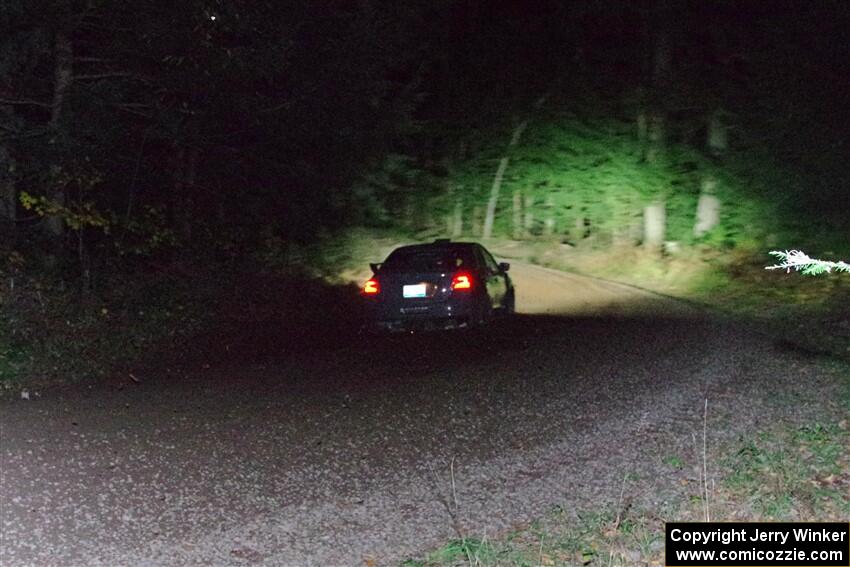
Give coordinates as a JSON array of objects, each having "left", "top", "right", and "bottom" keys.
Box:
[{"left": 382, "top": 248, "right": 477, "bottom": 272}]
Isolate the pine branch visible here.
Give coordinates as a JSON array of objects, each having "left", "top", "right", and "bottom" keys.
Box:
[{"left": 766, "top": 250, "right": 850, "bottom": 276}]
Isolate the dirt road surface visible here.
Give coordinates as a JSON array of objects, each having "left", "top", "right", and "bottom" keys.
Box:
[{"left": 1, "top": 264, "right": 845, "bottom": 566}]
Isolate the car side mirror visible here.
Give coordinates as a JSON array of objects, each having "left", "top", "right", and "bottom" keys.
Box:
[
  {"left": 498, "top": 262, "right": 510, "bottom": 273},
  {"left": 370, "top": 262, "right": 381, "bottom": 274}
]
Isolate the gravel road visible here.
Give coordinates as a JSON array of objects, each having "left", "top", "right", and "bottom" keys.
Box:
[{"left": 1, "top": 264, "right": 846, "bottom": 566}]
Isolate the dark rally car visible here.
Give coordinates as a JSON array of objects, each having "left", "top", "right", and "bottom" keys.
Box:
[{"left": 362, "top": 239, "right": 515, "bottom": 331}]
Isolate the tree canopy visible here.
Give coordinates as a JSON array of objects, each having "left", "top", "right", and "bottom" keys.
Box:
[{"left": 2, "top": 0, "right": 848, "bottom": 282}]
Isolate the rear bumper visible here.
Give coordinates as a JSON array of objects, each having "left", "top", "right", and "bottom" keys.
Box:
[
  {"left": 371, "top": 317, "right": 468, "bottom": 332},
  {"left": 363, "top": 297, "right": 479, "bottom": 332}
]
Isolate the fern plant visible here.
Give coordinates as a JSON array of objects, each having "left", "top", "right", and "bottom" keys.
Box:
[{"left": 766, "top": 250, "right": 850, "bottom": 276}]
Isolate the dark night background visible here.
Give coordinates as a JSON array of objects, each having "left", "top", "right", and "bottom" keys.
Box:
[{"left": 1, "top": 0, "right": 849, "bottom": 379}]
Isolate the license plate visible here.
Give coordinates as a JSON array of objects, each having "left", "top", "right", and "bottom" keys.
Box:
[{"left": 403, "top": 284, "right": 428, "bottom": 298}]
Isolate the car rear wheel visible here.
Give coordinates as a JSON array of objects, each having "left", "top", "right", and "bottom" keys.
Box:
[
  {"left": 465, "top": 298, "right": 493, "bottom": 328},
  {"left": 498, "top": 288, "right": 515, "bottom": 316}
]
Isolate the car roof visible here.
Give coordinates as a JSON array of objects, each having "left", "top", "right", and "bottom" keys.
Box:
[{"left": 388, "top": 241, "right": 480, "bottom": 255}]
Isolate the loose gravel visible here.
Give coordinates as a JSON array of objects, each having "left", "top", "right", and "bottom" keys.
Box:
[{"left": 1, "top": 264, "right": 846, "bottom": 566}]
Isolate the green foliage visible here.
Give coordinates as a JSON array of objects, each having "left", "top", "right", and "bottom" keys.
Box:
[
  {"left": 20, "top": 191, "right": 112, "bottom": 233},
  {"left": 399, "top": 93, "right": 774, "bottom": 247},
  {"left": 349, "top": 153, "right": 438, "bottom": 227},
  {"left": 2, "top": 0, "right": 847, "bottom": 275}
]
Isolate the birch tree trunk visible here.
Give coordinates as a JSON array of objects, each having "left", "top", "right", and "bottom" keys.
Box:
[
  {"left": 482, "top": 120, "right": 527, "bottom": 239},
  {"left": 694, "top": 178, "right": 721, "bottom": 237},
  {"left": 471, "top": 205, "right": 483, "bottom": 237},
  {"left": 707, "top": 110, "right": 728, "bottom": 156},
  {"left": 523, "top": 192, "right": 534, "bottom": 238},
  {"left": 694, "top": 109, "right": 726, "bottom": 237},
  {"left": 447, "top": 143, "right": 467, "bottom": 238},
  {"left": 445, "top": 184, "right": 454, "bottom": 235},
  {"left": 645, "top": 112, "right": 665, "bottom": 163},
  {"left": 452, "top": 198, "right": 463, "bottom": 238},
  {"left": 512, "top": 190, "right": 522, "bottom": 239},
  {"left": 543, "top": 195, "right": 555, "bottom": 237},
  {"left": 643, "top": 201, "right": 665, "bottom": 250},
  {"left": 642, "top": 17, "right": 672, "bottom": 247},
  {"left": 445, "top": 185, "right": 463, "bottom": 237},
  {"left": 574, "top": 216, "right": 585, "bottom": 241}
]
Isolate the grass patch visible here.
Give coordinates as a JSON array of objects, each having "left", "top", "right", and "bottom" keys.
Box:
[
  {"left": 403, "top": 538, "right": 502, "bottom": 566},
  {"left": 723, "top": 422, "right": 850, "bottom": 520},
  {"left": 405, "top": 405, "right": 849, "bottom": 565},
  {"left": 404, "top": 508, "right": 668, "bottom": 566}
]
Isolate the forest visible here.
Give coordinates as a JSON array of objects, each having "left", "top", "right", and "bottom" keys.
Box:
[{"left": 2, "top": 0, "right": 849, "bottom": 384}]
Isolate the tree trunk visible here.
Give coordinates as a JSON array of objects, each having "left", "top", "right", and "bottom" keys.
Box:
[
  {"left": 643, "top": 201, "right": 666, "bottom": 250},
  {"left": 637, "top": 110, "right": 648, "bottom": 152},
  {"left": 452, "top": 198, "right": 463, "bottom": 237},
  {"left": 172, "top": 144, "right": 199, "bottom": 243},
  {"left": 483, "top": 120, "right": 527, "bottom": 238},
  {"left": 640, "top": 12, "right": 672, "bottom": 244},
  {"left": 78, "top": 229, "right": 92, "bottom": 294},
  {"left": 471, "top": 205, "right": 483, "bottom": 237},
  {"left": 44, "top": 31, "right": 74, "bottom": 243},
  {"left": 574, "top": 216, "right": 586, "bottom": 241},
  {"left": 0, "top": 144, "right": 15, "bottom": 230},
  {"left": 644, "top": 18, "right": 671, "bottom": 164},
  {"left": 172, "top": 146, "right": 186, "bottom": 240},
  {"left": 51, "top": 32, "right": 73, "bottom": 124},
  {"left": 512, "top": 190, "right": 522, "bottom": 239},
  {"left": 628, "top": 209, "right": 644, "bottom": 243},
  {"left": 543, "top": 195, "right": 555, "bottom": 237},
  {"left": 695, "top": 110, "right": 726, "bottom": 237},
  {"left": 694, "top": 178, "right": 721, "bottom": 237},
  {"left": 652, "top": 28, "right": 672, "bottom": 89},
  {"left": 0, "top": 186, "right": 14, "bottom": 226},
  {"left": 444, "top": 185, "right": 454, "bottom": 235},
  {"left": 645, "top": 111, "right": 665, "bottom": 163},
  {"left": 181, "top": 145, "right": 199, "bottom": 241},
  {"left": 523, "top": 192, "right": 534, "bottom": 238},
  {"left": 445, "top": 184, "right": 462, "bottom": 237},
  {"left": 707, "top": 109, "right": 727, "bottom": 156}
]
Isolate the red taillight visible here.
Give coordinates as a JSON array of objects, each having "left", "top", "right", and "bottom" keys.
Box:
[
  {"left": 451, "top": 272, "right": 473, "bottom": 291},
  {"left": 363, "top": 278, "right": 380, "bottom": 295}
]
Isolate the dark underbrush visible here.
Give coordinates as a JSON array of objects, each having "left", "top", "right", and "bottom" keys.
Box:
[{"left": 0, "top": 253, "right": 364, "bottom": 395}]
